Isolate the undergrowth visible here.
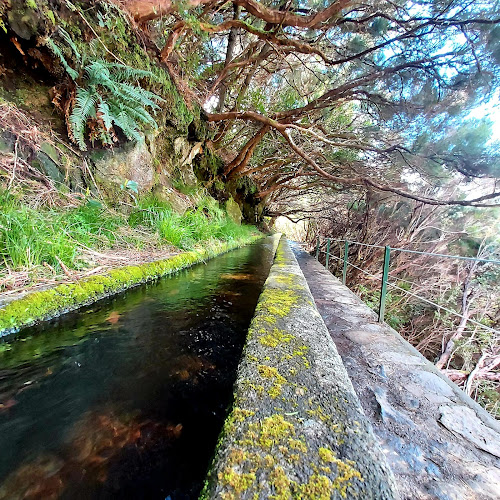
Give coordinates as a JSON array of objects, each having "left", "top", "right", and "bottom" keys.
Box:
[
  {"left": 0, "top": 190, "right": 258, "bottom": 277},
  {"left": 47, "top": 27, "right": 164, "bottom": 150},
  {"left": 0, "top": 191, "right": 121, "bottom": 270},
  {"left": 129, "top": 195, "right": 255, "bottom": 249}
]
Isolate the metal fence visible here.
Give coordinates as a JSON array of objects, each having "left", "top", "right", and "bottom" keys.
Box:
[{"left": 314, "top": 237, "right": 500, "bottom": 336}]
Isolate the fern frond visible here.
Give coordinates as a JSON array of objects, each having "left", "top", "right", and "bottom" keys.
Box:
[
  {"left": 119, "top": 102, "right": 158, "bottom": 129},
  {"left": 69, "top": 86, "right": 98, "bottom": 150},
  {"left": 101, "top": 62, "right": 156, "bottom": 81},
  {"left": 110, "top": 105, "right": 143, "bottom": 143},
  {"left": 63, "top": 56, "right": 164, "bottom": 148},
  {"left": 115, "top": 82, "right": 163, "bottom": 109},
  {"left": 85, "top": 61, "right": 112, "bottom": 84},
  {"left": 97, "top": 100, "right": 113, "bottom": 130},
  {"left": 46, "top": 38, "right": 79, "bottom": 80},
  {"left": 58, "top": 27, "right": 81, "bottom": 63}
]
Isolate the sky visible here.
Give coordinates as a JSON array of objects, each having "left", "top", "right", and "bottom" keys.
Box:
[{"left": 469, "top": 94, "right": 500, "bottom": 142}]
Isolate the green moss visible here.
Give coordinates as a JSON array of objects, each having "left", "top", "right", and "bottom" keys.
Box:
[
  {"left": 259, "top": 329, "right": 295, "bottom": 348},
  {"left": 269, "top": 466, "right": 293, "bottom": 500},
  {"left": 218, "top": 467, "right": 256, "bottom": 497},
  {"left": 256, "top": 289, "right": 298, "bottom": 319},
  {"left": 318, "top": 447, "right": 335, "bottom": 462},
  {"left": 232, "top": 407, "right": 256, "bottom": 423},
  {"left": 292, "top": 345, "right": 309, "bottom": 356},
  {"left": 274, "top": 273, "right": 301, "bottom": 289},
  {"left": 274, "top": 244, "right": 287, "bottom": 263},
  {"left": 258, "top": 364, "right": 287, "bottom": 399},
  {"left": 241, "top": 379, "right": 265, "bottom": 395},
  {"left": 288, "top": 438, "right": 307, "bottom": 453},
  {"left": 306, "top": 404, "right": 336, "bottom": 424},
  {"left": 204, "top": 238, "right": 366, "bottom": 499},
  {"left": 258, "top": 365, "right": 281, "bottom": 378},
  {"left": 256, "top": 314, "right": 278, "bottom": 325},
  {"left": 227, "top": 448, "right": 248, "bottom": 466},
  {"left": 267, "top": 385, "right": 281, "bottom": 399},
  {"left": 250, "top": 414, "right": 295, "bottom": 450},
  {"left": 296, "top": 474, "right": 332, "bottom": 500},
  {"left": 318, "top": 447, "right": 363, "bottom": 497}
]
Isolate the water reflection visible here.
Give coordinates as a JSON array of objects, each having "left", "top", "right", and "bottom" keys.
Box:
[{"left": 0, "top": 237, "right": 277, "bottom": 499}]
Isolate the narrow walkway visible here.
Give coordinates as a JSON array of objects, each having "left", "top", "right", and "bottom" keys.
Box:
[{"left": 292, "top": 242, "right": 500, "bottom": 500}]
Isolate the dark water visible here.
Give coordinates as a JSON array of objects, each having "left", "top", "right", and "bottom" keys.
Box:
[{"left": 0, "top": 236, "right": 276, "bottom": 499}]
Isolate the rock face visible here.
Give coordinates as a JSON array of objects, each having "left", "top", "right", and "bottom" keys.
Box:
[
  {"left": 293, "top": 243, "right": 500, "bottom": 500},
  {"left": 202, "top": 236, "right": 397, "bottom": 499},
  {"left": 92, "top": 141, "right": 155, "bottom": 195},
  {"left": 0, "top": 0, "right": 260, "bottom": 221}
]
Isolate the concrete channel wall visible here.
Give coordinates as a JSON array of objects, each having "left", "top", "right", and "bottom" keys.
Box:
[
  {"left": 201, "top": 236, "right": 398, "bottom": 499},
  {"left": 0, "top": 235, "right": 261, "bottom": 337}
]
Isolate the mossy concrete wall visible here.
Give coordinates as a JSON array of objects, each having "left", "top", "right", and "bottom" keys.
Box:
[
  {"left": 202, "top": 237, "right": 398, "bottom": 499},
  {"left": 0, "top": 235, "right": 261, "bottom": 337}
]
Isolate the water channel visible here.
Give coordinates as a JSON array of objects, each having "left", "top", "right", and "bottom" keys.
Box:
[{"left": 0, "top": 236, "right": 277, "bottom": 499}]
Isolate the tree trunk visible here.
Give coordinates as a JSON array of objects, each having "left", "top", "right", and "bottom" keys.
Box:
[{"left": 216, "top": 5, "right": 241, "bottom": 113}]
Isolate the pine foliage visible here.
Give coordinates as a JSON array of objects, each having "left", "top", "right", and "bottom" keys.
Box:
[{"left": 47, "top": 29, "right": 164, "bottom": 151}]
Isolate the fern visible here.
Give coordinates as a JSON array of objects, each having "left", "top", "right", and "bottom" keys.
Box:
[
  {"left": 97, "top": 100, "right": 113, "bottom": 130},
  {"left": 58, "top": 27, "right": 81, "bottom": 63},
  {"left": 121, "top": 103, "right": 158, "bottom": 129},
  {"left": 69, "top": 87, "right": 97, "bottom": 150},
  {"left": 47, "top": 31, "right": 163, "bottom": 150},
  {"left": 68, "top": 61, "right": 163, "bottom": 150},
  {"left": 111, "top": 107, "right": 143, "bottom": 142},
  {"left": 103, "top": 62, "right": 157, "bottom": 81}
]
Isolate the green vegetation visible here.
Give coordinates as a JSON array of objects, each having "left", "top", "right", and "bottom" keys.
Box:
[
  {"left": 128, "top": 195, "right": 253, "bottom": 249},
  {"left": 0, "top": 191, "right": 122, "bottom": 270},
  {"left": 69, "top": 61, "right": 163, "bottom": 150},
  {"left": 0, "top": 190, "right": 257, "bottom": 274},
  {"left": 0, "top": 231, "right": 260, "bottom": 336},
  {"left": 46, "top": 28, "right": 164, "bottom": 150},
  {"left": 0, "top": 185, "right": 259, "bottom": 335}
]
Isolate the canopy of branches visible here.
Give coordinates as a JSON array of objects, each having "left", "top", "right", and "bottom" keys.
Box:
[{"left": 121, "top": 0, "right": 500, "bottom": 209}]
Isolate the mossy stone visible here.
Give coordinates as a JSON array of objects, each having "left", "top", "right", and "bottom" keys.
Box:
[
  {"left": 33, "top": 151, "right": 65, "bottom": 183},
  {"left": 40, "top": 142, "right": 60, "bottom": 164},
  {"left": 226, "top": 197, "right": 242, "bottom": 225}
]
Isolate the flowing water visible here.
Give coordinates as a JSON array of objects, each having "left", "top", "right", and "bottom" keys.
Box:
[{"left": 0, "top": 236, "right": 277, "bottom": 499}]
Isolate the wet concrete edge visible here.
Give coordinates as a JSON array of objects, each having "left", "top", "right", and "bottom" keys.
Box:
[{"left": 0, "top": 235, "right": 262, "bottom": 338}]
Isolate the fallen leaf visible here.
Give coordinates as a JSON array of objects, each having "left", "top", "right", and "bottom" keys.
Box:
[{"left": 106, "top": 311, "right": 121, "bottom": 324}]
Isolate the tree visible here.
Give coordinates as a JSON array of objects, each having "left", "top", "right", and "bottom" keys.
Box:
[{"left": 121, "top": 0, "right": 500, "bottom": 209}]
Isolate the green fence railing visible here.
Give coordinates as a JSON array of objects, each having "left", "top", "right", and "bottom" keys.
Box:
[{"left": 314, "top": 237, "right": 500, "bottom": 334}]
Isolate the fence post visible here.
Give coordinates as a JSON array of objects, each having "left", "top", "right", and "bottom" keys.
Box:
[
  {"left": 315, "top": 237, "right": 320, "bottom": 260},
  {"left": 342, "top": 240, "right": 349, "bottom": 285},
  {"left": 325, "top": 238, "right": 330, "bottom": 270},
  {"left": 379, "top": 246, "right": 391, "bottom": 323}
]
